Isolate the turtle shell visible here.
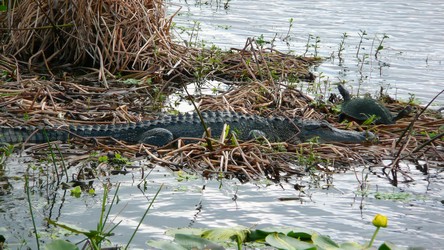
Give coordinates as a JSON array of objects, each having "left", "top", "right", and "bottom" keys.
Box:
[{"left": 340, "top": 98, "right": 395, "bottom": 124}]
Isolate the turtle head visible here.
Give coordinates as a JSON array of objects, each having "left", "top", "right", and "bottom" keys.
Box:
[{"left": 338, "top": 84, "right": 351, "bottom": 101}]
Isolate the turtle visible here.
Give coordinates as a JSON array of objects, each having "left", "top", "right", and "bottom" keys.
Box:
[{"left": 337, "top": 84, "right": 411, "bottom": 125}]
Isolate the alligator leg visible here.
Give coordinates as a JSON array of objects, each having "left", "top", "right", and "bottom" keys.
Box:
[
  {"left": 140, "top": 128, "right": 174, "bottom": 146},
  {"left": 338, "top": 113, "right": 346, "bottom": 123},
  {"left": 248, "top": 129, "right": 267, "bottom": 140}
]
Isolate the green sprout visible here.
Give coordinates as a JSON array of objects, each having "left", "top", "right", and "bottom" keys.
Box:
[{"left": 375, "top": 33, "right": 389, "bottom": 59}]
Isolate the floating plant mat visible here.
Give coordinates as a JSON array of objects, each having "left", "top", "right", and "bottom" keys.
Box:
[{"left": 0, "top": 79, "right": 442, "bottom": 183}]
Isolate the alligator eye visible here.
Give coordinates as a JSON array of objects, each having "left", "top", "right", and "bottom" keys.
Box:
[
  {"left": 305, "top": 124, "right": 320, "bottom": 130},
  {"left": 319, "top": 122, "right": 333, "bottom": 130},
  {"left": 320, "top": 123, "right": 328, "bottom": 128}
]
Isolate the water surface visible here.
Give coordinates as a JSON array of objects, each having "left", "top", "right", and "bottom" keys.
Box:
[{"left": 169, "top": 0, "right": 444, "bottom": 105}]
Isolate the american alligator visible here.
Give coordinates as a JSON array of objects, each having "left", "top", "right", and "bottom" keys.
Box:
[{"left": 0, "top": 111, "right": 376, "bottom": 146}]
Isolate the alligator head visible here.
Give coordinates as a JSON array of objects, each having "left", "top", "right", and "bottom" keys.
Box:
[{"left": 295, "top": 120, "right": 377, "bottom": 144}]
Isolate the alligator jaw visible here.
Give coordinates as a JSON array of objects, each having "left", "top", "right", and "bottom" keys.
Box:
[{"left": 297, "top": 120, "right": 377, "bottom": 144}]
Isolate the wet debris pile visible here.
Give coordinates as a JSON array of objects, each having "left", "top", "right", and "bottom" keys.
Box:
[
  {"left": 0, "top": 1, "right": 442, "bottom": 182},
  {"left": 189, "top": 81, "right": 444, "bottom": 181},
  {"left": 1, "top": 78, "right": 442, "bottom": 182}
]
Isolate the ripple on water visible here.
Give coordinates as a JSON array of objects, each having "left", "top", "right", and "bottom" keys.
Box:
[{"left": 170, "top": 0, "right": 444, "bottom": 104}]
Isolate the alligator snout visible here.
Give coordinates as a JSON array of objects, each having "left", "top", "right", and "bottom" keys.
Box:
[{"left": 298, "top": 120, "right": 377, "bottom": 144}]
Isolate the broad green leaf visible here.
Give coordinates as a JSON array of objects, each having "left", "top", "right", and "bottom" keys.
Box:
[
  {"left": 46, "top": 219, "right": 90, "bottom": 235},
  {"left": 147, "top": 239, "right": 188, "bottom": 250},
  {"left": 265, "top": 233, "right": 315, "bottom": 250},
  {"left": 248, "top": 229, "right": 271, "bottom": 242},
  {"left": 201, "top": 227, "right": 249, "bottom": 243},
  {"left": 312, "top": 233, "right": 340, "bottom": 249},
  {"left": 44, "top": 239, "right": 79, "bottom": 250},
  {"left": 258, "top": 226, "right": 315, "bottom": 236},
  {"left": 174, "top": 234, "right": 225, "bottom": 250},
  {"left": 254, "top": 226, "right": 315, "bottom": 242},
  {"left": 378, "top": 241, "right": 404, "bottom": 250},
  {"left": 46, "top": 219, "right": 110, "bottom": 239},
  {"left": 166, "top": 227, "right": 207, "bottom": 236},
  {"left": 287, "top": 230, "right": 315, "bottom": 241},
  {"left": 340, "top": 241, "right": 367, "bottom": 250}
]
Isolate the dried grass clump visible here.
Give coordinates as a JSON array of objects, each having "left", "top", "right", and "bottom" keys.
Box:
[
  {"left": 4, "top": 0, "right": 173, "bottom": 78},
  {"left": 199, "top": 80, "right": 323, "bottom": 119},
  {"left": 1, "top": 1, "right": 318, "bottom": 85},
  {"left": 183, "top": 38, "right": 319, "bottom": 83}
]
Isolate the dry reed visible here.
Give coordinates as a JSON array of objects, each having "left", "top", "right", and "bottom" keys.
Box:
[{"left": 0, "top": 1, "right": 316, "bottom": 86}]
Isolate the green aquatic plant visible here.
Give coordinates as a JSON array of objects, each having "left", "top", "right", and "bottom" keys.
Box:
[
  {"left": 25, "top": 175, "right": 41, "bottom": 250},
  {"left": 256, "top": 34, "right": 267, "bottom": 48},
  {"left": 148, "top": 213, "right": 398, "bottom": 250},
  {"left": 125, "top": 184, "right": 163, "bottom": 249},
  {"left": 407, "top": 93, "right": 421, "bottom": 105},
  {"left": 176, "top": 170, "right": 199, "bottom": 182},
  {"left": 216, "top": 24, "right": 231, "bottom": 30},
  {"left": 303, "top": 33, "right": 321, "bottom": 57},
  {"left": 337, "top": 32, "right": 349, "bottom": 61},
  {"left": 356, "top": 29, "right": 368, "bottom": 58},
  {"left": 362, "top": 114, "right": 380, "bottom": 125},
  {"left": 374, "top": 191, "right": 414, "bottom": 202},
  {"left": 0, "top": 2, "right": 7, "bottom": 12},
  {"left": 297, "top": 136, "right": 321, "bottom": 169},
  {"left": 0, "top": 143, "right": 14, "bottom": 166},
  {"left": 375, "top": 33, "right": 389, "bottom": 59},
  {"left": 70, "top": 186, "right": 82, "bottom": 198},
  {"left": 42, "top": 183, "right": 162, "bottom": 250},
  {"left": 188, "top": 20, "right": 202, "bottom": 47},
  {"left": 282, "top": 18, "right": 294, "bottom": 46},
  {"left": 47, "top": 184, "right": 122, "bottom": 249}
]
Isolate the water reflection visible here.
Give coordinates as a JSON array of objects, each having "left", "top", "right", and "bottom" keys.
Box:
[{"left": 1, "top": 158, "right": 443, "bottom": 249}]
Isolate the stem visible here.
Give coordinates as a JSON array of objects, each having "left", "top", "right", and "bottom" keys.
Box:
[
  {"left": 183, "top": 84, "right": 214, "bottom": 151},
  {"left": 125, "top": 184, "right": 163, "bottom": 249},
  {"left": 26, "top": 175, "right": 40, "bottom": 250},
  {"left": 368, "top": 226, "right": 380, "bottom": 248}
]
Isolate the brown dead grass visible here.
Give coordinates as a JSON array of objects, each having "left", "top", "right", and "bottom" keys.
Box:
[
  {"left": 0, "top": 78, "right": 442, "bottom": 183},
  {"left": 0, "top": 1, "right": 316, "bottom": 86}
]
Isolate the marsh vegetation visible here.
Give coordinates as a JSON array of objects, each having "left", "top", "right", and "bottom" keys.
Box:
[{"left": 0, "top": 0, "right": 443, "bottom": 249}]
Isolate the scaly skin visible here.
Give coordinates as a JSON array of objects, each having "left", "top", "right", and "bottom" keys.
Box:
[{"left": 0, "top": 111, "right": 376, "bottom": 146}]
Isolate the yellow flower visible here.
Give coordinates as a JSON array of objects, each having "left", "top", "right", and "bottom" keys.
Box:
[{"left": 372, "top": 214, "right": 388, "bottom": 228}]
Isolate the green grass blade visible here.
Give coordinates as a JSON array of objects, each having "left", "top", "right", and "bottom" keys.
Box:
[
  {"left": 25, "top": 175, "right": 40, "bottom": 250},
  {"left": 125, "top": 183, "right": 163, "bottom": 249}
]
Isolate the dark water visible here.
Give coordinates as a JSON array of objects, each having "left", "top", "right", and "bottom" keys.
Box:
[{"left": 1, "top": 1, "right": 444, "bottom": 249}]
